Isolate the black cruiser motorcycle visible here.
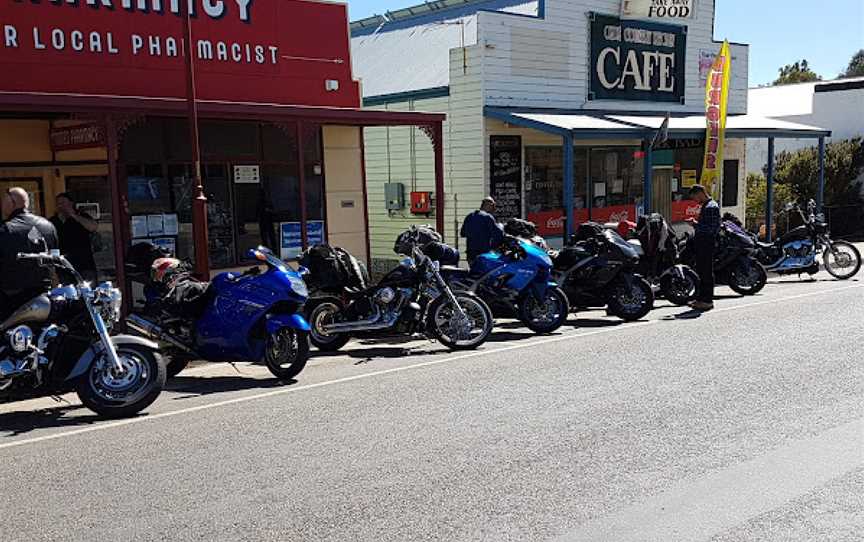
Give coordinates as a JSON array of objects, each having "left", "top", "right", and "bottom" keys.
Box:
[
  {"left": 305, "top": 227, "right": 493, "bottom": 352},
  {"left": 679, "top": 219, "right": 768, "bottom": 295},
  {"left": 754, "top": 200, "right": 861, "bottom": 279},
  {"left": 1, "top": 250, "right": 165, "bottom": 418}
]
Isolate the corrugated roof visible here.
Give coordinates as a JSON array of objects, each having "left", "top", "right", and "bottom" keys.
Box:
[{"left": 351, "top": 0, "right": 537, "bottom": 99}]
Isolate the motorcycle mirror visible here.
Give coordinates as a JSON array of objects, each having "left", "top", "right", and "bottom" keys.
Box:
[{"left": 297, "top": 266, "right": 310, "bottom": 277}]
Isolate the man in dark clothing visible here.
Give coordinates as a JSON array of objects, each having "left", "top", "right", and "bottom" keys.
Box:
[
  {"left": 0, "top": 187, "right": 59, "bottom": 320},
  {"left": 688, "top": 184, "right": 721, "bottom": 311},
  {"left": 460, "top": 197, "right": 504, "bottom": 264},
  {"left": 50, "top": 192, "right": 98, "bottom": 282}
]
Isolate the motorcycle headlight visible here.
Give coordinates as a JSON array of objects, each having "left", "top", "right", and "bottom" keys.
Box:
[
  {"left": 7, "top": 326, "right": 34, "bottom": 353},
  {"left": 288, "top": 274, "right": 308, "bottom": 299}
]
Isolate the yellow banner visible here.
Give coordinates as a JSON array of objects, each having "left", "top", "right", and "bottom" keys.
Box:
[{"left": 700, "top": 40, "right": 731, "bottom": 199}]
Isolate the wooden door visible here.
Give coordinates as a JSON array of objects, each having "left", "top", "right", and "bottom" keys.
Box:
[{"left": 651, "top": 168, "right": 673, "bottom": 220}]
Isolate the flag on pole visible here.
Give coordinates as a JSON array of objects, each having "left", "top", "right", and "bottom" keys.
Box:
[
  {"left": 650, "top": 111, "right": 670, "bottom": 150},
  {"left": 700, "top": 40, "right": 731, "bottom": 200}
]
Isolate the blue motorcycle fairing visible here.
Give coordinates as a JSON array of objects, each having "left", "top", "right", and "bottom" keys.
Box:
[
  {"left": 266, "top": 313, "right": 311, "bottom": 333},
  {"left": 468, "top": 239, "right": 554, "bottom": 296},
  {"left": 194, "top": 264, "right": 309, "bottom": 362}
]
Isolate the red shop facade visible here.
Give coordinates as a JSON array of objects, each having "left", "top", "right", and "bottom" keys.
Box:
[{"left": 0, "top": 0, "right": 445, "bottom": 297}]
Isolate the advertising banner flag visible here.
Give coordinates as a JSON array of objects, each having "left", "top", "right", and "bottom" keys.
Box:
[{"left": 700, "top": 41, "right": 731, "bottom": 199}]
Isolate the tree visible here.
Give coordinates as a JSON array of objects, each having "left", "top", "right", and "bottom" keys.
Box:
[
  {"left": 745, "top": 173, "right": 796, "bottom": 232},
  {"left": 773, "top": 59, "right": 822, "bottom": 85},
  {"left": 840, "top": 49, "right": 864, "bottom": 79},
  {"left": 773, "top": 138, "right": 864, "bottom": 207}
]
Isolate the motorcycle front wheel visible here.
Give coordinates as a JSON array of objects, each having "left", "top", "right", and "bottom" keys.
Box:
[
  {"left": 308, "top": 300, "right": 351, "bottom": 352},
  {"left": 76, "top": 345, "right": 166, "bottom": 419},
  {"left": 824, "top": 241, "right": 862, "bottom": 280},
  {"left": 264, "top": 327, "right": 309, "bottom": 380},
  {"left": 607, "top": 277, "right": 654, "bottom": 321},
  {"left": 428, "top": 293, "right": 493, "bottom": 350},
  {"left": 659, "top": 268, "right": 699, "bottom": 306},
  {"left": 518, "top": 287, "right": 569, "bottom": 333},
  {"left": 729, "top": 260, "right": 767, "bottom": 295}
]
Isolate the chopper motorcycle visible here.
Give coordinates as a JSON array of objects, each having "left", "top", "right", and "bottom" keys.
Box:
[
  {"left": 754, "top": 200, "right": 861, "bottom": 279},
  {"left": 306, "top": 227, "right": 493, "bottom": 351},
  {"left": 1, "top": 250, "right": 165, "bottom": 418},
  {"left": 125, "top": 244, "right": 311, "bottom": 380}
]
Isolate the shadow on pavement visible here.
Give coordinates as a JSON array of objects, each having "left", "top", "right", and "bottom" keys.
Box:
[
  {"left": 167, "top": 374, "right": 298, "bottom": 400},
  {"left": 345, "top": 346, "right": 448, "bottom": 365},
  {"left": 0, "top": 403, "right": 103, "bottom": 437},
  {"left": 567, "top": 318, "right": 623, "bottom": 328},
  {"left": 665, "top": 309, "right": 704, "bottom": 320}
]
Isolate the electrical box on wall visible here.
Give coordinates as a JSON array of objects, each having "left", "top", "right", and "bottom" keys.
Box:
[
  {"left": 384, "top": 182, "right": 405, "bottom": 211},
  {"left": 410, "top": 191, "right": 433, "bottom": 214}
]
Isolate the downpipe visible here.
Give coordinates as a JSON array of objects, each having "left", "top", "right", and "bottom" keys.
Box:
[{"left": 126, "top": 314, "right": 196, "bottom": 355}]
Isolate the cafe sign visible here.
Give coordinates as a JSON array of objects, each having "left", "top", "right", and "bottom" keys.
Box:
[
  {"left": 621, "top": 0, "right": 695, "bottom": 20},
  {"left": 589, "top": 13, "right": 686, "bottom": 103}
]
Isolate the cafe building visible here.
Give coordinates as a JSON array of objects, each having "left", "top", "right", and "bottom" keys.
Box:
[
  {"left": 0, "top": 0, "right": 446, "bottom": 294},
  {"left": 352, "top": 0, "right": 830, "bottom": 264}
]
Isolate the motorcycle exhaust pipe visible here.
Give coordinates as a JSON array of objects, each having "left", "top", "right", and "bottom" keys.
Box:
[
  {"left": 320, "top": 306, "right": 399, "bottom": 334},
  {"left": 125, "top": 314, "right": 195, "bottom": 355}
]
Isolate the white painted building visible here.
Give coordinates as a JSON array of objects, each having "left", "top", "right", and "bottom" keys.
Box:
[
  {"left": 746, "top": 77, "right": 864, "bottom": 175},
  {"left": 351, "top": 0, "right": 827, "bottom": 267}
]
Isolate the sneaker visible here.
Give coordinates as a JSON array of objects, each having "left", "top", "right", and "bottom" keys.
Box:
[{"left": 690, "top": 301, "right": 714, "bottom": 311}]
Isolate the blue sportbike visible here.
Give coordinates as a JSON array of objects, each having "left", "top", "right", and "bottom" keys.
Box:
[
  {"left": 442, "top": 236, "right": 569, "bottom": 333},
  {"left": 126, "top": 244, "right": 311, "bottom": 381}
]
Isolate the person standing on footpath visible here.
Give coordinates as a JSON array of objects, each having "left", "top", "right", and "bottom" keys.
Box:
[
  {"left": 687, "top": 184, "right": 721, "bottom": 311},
  {"left": 460, "top": 197, "right": 504, "bottom": 265},
  {"left": 50, "top": 192, "right": 99, "bottom": 283},
  {"left": 0, "top": 187, "right": 59, "bottom": 319}
]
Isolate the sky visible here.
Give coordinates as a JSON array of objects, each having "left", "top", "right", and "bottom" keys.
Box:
[{"left": 347, "top": 0, "right": 864, "bottom": 87}]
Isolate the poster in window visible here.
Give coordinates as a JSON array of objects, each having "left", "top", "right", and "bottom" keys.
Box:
[
  {"left": 163, "top": 213, "right": 179, "bottom": 236},
  {"left": 131, "top": 215, "right": 148, "bottom": 239},
  {"left": 489, "top": 136, "right": 522, "bottom": 221},
  {"left": 147, "top": 214, "right": 164, "bottom": 236}
]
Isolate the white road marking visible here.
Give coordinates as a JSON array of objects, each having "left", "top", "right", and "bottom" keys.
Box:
[
  {"left": 1, "top": 282, "right": 862, "bottom": 451},
  {"left": 555, "top": 418, "right": 864, "bottom": 542}
]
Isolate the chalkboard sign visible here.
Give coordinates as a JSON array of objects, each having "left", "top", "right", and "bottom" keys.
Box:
[{"left": 490, "top": 135, "right": 522, "bottom": 221}]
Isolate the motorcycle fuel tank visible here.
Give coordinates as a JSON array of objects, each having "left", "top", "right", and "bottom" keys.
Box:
[{"left": 0, "top": 295, "right": 51, "bottom": 332}]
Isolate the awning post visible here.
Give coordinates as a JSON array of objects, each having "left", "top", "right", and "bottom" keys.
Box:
[
  {"left": 817, "top": 136, "right": 826, "bottom": 211},
  {"left": 563, "top": 132, "right": 574, "bottom": 238},
  {"left": 433, "top": 121, "right": 445, "bottom": 239},
  {"left": 766, "top": 137, "right": 775, "bottom": 242},
  {"left": 643, "top": 137, "right": 653, "bottom": 215}
]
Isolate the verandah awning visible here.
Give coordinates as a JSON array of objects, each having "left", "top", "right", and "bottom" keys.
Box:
[{"left": 485, "top": 107, "right": 832, "bottom": 139}]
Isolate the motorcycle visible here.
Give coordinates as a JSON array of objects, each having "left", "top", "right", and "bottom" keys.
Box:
[
  {"left": 125, "top": 244, "right": 311, "bottom": 380},
  {"left": 442, "top": 234, "right": 570, "bottom": 334},
  {"left": 1, "top": 249, "right": 165, "bottom": 418},
  {"left": 755, "top": 200, "right": 861, "bottom": 280},
  {"left": 630, "top": 214, "right": 700, "bottom": 306},
  {"left": 306, "top": 227, "right": 493, "bottom": 351},
  {"left": 679, "top": 219, "right": 768, "bottom": 295},
  {"left": 551, "top": 223, "right": 654, "bottom": 321}
]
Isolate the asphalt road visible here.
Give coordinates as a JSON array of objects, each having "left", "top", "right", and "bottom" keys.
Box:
[{"left": 1, "top": 272, "right": 863, "bottom": 541}]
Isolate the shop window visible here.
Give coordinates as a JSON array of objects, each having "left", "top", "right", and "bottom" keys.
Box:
[
  {"left": 120, "top": 120, "right": 166, "bottom": 163},
  {"left": 0, "top": 179, "right": 44, "bottom": 216},
  {"left": 164, "top": 118, "right": 192, "bottom": 162},
  {"left": 64, "top": 176, "right": 115, "bottom": 279},
  {"left": 525, "top": 147, "right": 563, "bottom": 233},
  {"left": 589, "top": 147, "right": 643, "bottom": 222},
  {"left": 262, "top": 124, "right": 297, "bottom": 162},
  {"left": 201, "top": 121, "right": 259, "bottom": 161},
  {"left": 722, "top": 160, "right": 740, "bottom": 207},
  {"left": 203, "top": 164, "right": 236, "bottom": 268}
]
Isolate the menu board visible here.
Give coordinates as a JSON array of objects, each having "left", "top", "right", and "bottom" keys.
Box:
[{"left": 489, "top": 136, "right": 522, "bottom": 221}]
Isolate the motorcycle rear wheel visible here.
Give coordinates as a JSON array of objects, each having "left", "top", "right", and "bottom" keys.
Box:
[
  {"left": 264, "top": 328, "right": 309, "bottom": 380},
  {"left": 729, "top": 260, "right": 767, "bottom": 295},
  {"left": 76, "top": 345, "right": 166, "bottom": 419},
  {"left": 308, "top": 300, "right": 351, "bottom": 352},
  {"left": 607, "top": 277, "right": 654, "bottom": 321},
  {"left": 428, "top": 293, "right": 493, "bottom": 350},
  {"left": 518, "top": 287, "right": 569, "bottom": 333},
  {"left": 823, "top": 241, "right": 862, "bottom": 280}
]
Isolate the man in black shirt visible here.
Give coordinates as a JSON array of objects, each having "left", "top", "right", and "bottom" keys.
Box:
[
  {"left": 1, "top": 187, "right": 59, "bottom": 319},
  {"left": 50, "top": 192, "right": 99, "bottom": 282},
  {"left": 460, "top": 197, "right": 504, "bottom": 265},
  {"left": 687, "top": 185, "right": 721, "bottom": 311}
]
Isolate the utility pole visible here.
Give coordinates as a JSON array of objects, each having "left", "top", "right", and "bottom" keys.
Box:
[{"left": 183, "top": 0, "right": 210, "bottom": 280}]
